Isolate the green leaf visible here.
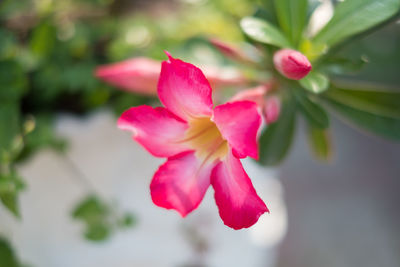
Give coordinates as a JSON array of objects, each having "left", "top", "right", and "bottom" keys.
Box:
[
  {"left": 324, "top": 86, "right": 400, "bottom": 119},
  {"left": 0, "top": 60, "right": 27, "bottom": 102},
  {"left": 117, "top": 213, "right": 137, "bottom": 228},
  {"left": 30, "top": 21, "right": 57, "bottom": 59},
  {"left": 299, "top": 71, "right": 329, "bottom": 94},
  {"left": 274, "top": 0, "right": 308, "bottom": 46},
  {"left": 0, "top": 238, "right": 23, "bottom": 267},
  {"left": 0, "top": 103, "right": 20, "bottom": 154},
  {"left": 321, "top": 56, "right": 369, "bottom": 74},
  {"left": 294, "top": 90, "right": 329, "bottom": 129},
  {"left": 259, "top": 97, "right": 296, "bottom": 165},
  {"left": 0, "top": 171, "right": 25, "bottom": 218},
  {"left": 72, "top": 195, "right": 109, "bottom": 223},
  {"left": 240, "top": 17, "right": 292, "bottom": 48},
  {"left": 324, "top": 98, "right": 400, "bottom": 141},
  {"left": 307, "top": 123, "right": 332, "bottom": 161},
  {"left": 72, "top": 195, "right": 136, "bottom": 242},
  {"left": 85, "top": 222, "right": 111, "bottom": 242},
  {"left": 72, "top": 195, "right": 111, "bottom": 242},
  {"left": 313, "top": 0, "right": 400, "bottom": 48}
]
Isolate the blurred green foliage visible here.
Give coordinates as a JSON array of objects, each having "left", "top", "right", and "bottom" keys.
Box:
[
  {"left": 242, "top": 0, "right": 400, "bottom": 165},
  {"left": 0, "top": 238, "right": 25, "bottom": 267},
  {"left": 72, "top": 195, "right": 136, "bottom": 242}
]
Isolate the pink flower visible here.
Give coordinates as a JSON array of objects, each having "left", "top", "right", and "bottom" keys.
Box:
[
  {"left": 273, "top": 49, "right": 312, "bottom": 80},
  {"left": 118, "top": 52, "right": 268, "bottom": 230},
  {"left": 231, "top": 84, "right": 281, "bottom": 124},
  {"left": 95, "top": 57, "right": 160, "bottom": 95},
  {"left": 96, "top": 57, "right": 247, "bottom": 96}
]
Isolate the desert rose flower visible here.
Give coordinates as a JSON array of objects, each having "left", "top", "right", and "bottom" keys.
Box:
[
  {"left": 273, "top": 49, "right": 312, "bottom": 80},
  {"left": 118, "top": 52, "right": 268, "bottom": 229},
  {"left": 96, "top": 57, "right": 247, "bottom": 95}
]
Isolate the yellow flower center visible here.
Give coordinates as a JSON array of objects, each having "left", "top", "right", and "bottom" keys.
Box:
[{"left": 182, "top": 117, "right": 228, "bottom": 162}]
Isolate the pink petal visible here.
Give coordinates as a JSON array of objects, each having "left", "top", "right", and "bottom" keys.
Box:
[
  {"left": 118, "top": 105, "right": 190, "bottom": 157},
  {"left": 211, "top": 151, "right": 268, "bottom": 230},
  {"left": 273, "top": 49, "right": 312, "bottom": 80},
  {"left": 151, "top": 151, "right": 216, "bottom": 217},
  {"left": 264, "top": 96, "right": 281, "bottom": 124},
  {"left": 95, "top": 57, "right": 160, "bottom": 95},
  {"left": 213, "top": 101, "right": 261, "bottom": 159},
  {"left": 158, "top": 53, "right": 214, "bottom": 120}
]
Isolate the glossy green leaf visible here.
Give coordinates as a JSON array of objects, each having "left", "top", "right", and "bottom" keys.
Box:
[
  {"left": 240, "top": 17, "right": 292, "bottom": 48},
  {"left": 274, "top": 0, "right": 308, "bottom": 46},
  {"left": 299, "top": 71, "right": 329, "bottom": 94},
  {"left": 324, "top": 87, "right": 400, "bottom": 119},
  {"left": 307, "top": 123, "right": 332, "bottom": 161},
  {"left": 259, "top": 97, "right": 296, "bottom": 166},
  {"left": 325, "top": 98, "right": 400, "bottom": 141},
  {"left": 313, "top": 0, "right": 400, "bottom": 47},
  {"left": 295, "top": 91, "right": 329, "bottom": 129}
]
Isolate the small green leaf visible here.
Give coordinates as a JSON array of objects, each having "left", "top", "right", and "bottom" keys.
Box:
[
  {"left": 72, "top": 195, "right": 111, "bottom": 242},
  {"left": 274, "top": 0, "right": 308, "bottom": 46},
  {"left": 240, "top": 17, "right": 292, "bottom": 48},
  {"left": 313, "top": 0, "right": 400, "bottom": 48},
  {"left": 259, "top": 97, "right": 296, "bottom": 166},
  {"left": 299, "top": 71, "right": 329, "bottom": 94},
  {"left": 85, "top": 223, "right": 111, "bottom": 242},
  {"left": 72, "top": 195, "right": 136, "bottom": 242},
  {"left": 324, "top": 86, "right": 400, "bottom": 119},
  {"left": 307, "top": 123, "right": 332, "bottom": 161},
  {"left": 118, "top": 213, "right": 137, "bottom": 228},
  {"left": 72, "top": 195, "right": 109, "bottom": 223},
  {"left": 324, "top": 98, "right": 400, "bottom": 141},
  {"left": 294, "top": 90, "right": 329, "bottom": 129},
  {"left": 0, "top": 171, "right": 25, "bottom": 218}
]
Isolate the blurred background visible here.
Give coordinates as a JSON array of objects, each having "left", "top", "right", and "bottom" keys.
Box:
[{"left": 0, "top": 0, "right": 399, "bottom": 266}]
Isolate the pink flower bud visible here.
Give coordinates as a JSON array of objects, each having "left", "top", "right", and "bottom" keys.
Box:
[
  {"left": 95, "top": 57, "right": 160, "bottom": 95},
  {"left": 273, "top": 49, "right": 312, "bottom": 80},
  {"left": 95, "top": 57, "right": 248, "bottom": 95}
]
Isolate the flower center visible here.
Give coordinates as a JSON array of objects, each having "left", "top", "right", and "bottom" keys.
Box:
[{"left": 182, "top": 117, "right": 228, "bottom": 162}]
